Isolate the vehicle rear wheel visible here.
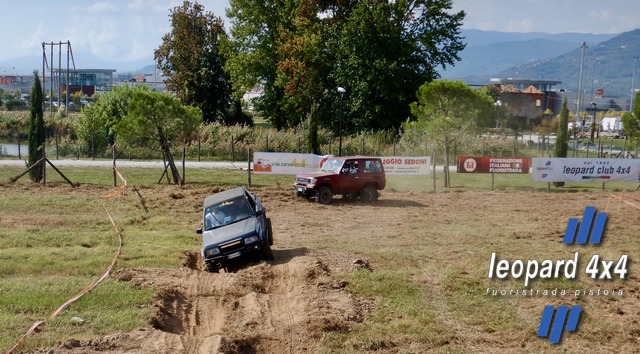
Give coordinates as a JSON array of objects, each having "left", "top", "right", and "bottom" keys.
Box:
[
  {"left": 360, "top": 185, "right": 378, "bottom": 203},
  {"left": 316, "top": 186, "right": 333, "bottom": 204}
]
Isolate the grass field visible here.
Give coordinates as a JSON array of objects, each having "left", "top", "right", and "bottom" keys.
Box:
[{"left": 1, "top": 164, "right": 639, "bottom": 352}]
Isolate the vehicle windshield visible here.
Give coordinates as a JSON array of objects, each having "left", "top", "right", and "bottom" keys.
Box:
[
  {"left": 320, "top": 159, "right": 344, "bottom": 174},
  {"left": 204, "top": 196, "right": 253, "bottom": 230}
]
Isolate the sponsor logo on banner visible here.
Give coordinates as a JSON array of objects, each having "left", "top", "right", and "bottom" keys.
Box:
[
  {"left": 457, "top": 156, "right": 531, "bottom": 173},
  {"left": 532, "top": 158, "right": 640, "bottom": 182}
]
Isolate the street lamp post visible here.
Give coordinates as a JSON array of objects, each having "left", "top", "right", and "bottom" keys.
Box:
[
  {"left": 337, "top": 86, "right": 346, "bottom": 156},
  {"left": 494, "top": 99, "right": 502, "bottom": 129},
  {"left": 590, "top": 102, "right": 597, "bottom": 142}
]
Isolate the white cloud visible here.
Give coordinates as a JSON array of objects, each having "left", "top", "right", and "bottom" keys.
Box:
[{"left": 507, "top": 19, "right": 534, "bottom": 33}]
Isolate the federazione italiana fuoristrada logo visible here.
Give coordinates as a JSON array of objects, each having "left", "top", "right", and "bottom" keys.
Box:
[{"left": 485, "top": 206, "right": 630, "bottom": 344}]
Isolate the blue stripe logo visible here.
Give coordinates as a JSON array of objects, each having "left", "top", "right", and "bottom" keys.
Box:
[
  {"left": 563, "top": 206, "right": 607, "bottom": 244},
  {"left": 538, "top": 305, "right": 582, "bottom": 343}
]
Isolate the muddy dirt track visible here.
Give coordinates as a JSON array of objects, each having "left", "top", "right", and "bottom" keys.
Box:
[{"left": 19, "top": 184, "right": 640, "bottom": 353}]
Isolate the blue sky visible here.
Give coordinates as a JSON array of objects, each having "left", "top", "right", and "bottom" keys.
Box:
[{"left": 1, "top": 0, "right": 639, "bottom": 73}]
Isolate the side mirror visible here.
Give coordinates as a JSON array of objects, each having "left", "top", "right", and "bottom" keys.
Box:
[{"left": 196, "top": 228, "right": 203, "bottom": 235}]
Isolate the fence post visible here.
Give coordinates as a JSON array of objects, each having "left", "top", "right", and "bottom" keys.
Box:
[
  {"left": 55, "top": 130, "right": 59, "bottom": 160},
  {"left": 42, "top": 143, "right": 46, "bottom": 185},
  {"left": 198, "top": 135, "right": 201, "bottom": 162},
  {"left": 113, "top": 144, "right": 117, "bottom": 187},
  {"left": 17, "top": 135, "right": 21, "bottom": 160},
  {"left": 182, "top": 146, "right": 186, "bottom": 186},
  {"left": 247, "top": 148, "right": 252, "bottom": 188},
  {"left": 361, "top": 135, "right": 365, "bottom": 155},
  {"left": 231, "top": 135, "right": 235, "bottom": 162},
  {"left": 298, "top": 137, "right": 301, "bottom": 153}
]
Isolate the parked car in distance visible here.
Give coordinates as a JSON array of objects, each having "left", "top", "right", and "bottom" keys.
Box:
[
  {"left": 196, "top": 187, "right": 273, "bottom": 272},
  {"left": 294, "top": 156, "right": 386, "bottom": 204}
]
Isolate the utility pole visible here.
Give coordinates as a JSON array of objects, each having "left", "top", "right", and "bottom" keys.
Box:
[
  {"left": 576, "top": 42, "right": 588, "bottom": 122},
  {"left": 631, "top": 56, "right": 638, "bottom": 113}
]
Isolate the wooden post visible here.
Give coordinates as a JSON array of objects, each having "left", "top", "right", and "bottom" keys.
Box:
[
  {"left": 231, "top": 135, "right": 235, "bottom": 162},
  {"left": 491, "top": 172, "right": 495, "bottom": 190},
  {"left": 198, "top": 136, "right": 201, "bottom": 162},
  {"left": 17, "top": 135, "right": 21, "bottom": 160},
  {"left": 247, "top": 148, "right": 252, "bottom": 188},
  {"left": 113, "top": 144, "right": 117, "bottom": 187},
  {"left": 42, "top": 143, "right": 46, "bottom": 185},
  {"left": 55, "top": 130, "right": 59, "bottom": 160},
  {"left": 432, "top": 154, "right": 436, "bottom": 193},
  {"left": 182, "top": 146, "right": 186, "bottom": 186}
]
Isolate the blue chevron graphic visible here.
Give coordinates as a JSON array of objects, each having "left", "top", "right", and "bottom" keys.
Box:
[
  {"left": 563, "top": 206, "right": 607, "bottom": 244},
  {"left": 538, "top": 305, "right": 582, "bottom": 343}
]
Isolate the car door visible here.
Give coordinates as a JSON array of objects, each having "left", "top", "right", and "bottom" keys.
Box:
[{"left": 336, "top": 159, "right": 361, "bottom": 194}]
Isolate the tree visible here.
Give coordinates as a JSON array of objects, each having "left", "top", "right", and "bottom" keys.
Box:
[
  {"left": 407, "top": 80, "right": 494, "bottom": 187},
  {"left": 226, "top": 0, "right": 466, "bottom": 133},
  {"left": 553, "top": 98, "right": 570, "bottom": 187},
  {"left": 155, "top": 1, "right": 231, "bottom": 123},
  {"left": 76, "top": 85, "right": 133, "bottom": 158},
  {"left": 27, "top": 71, "right": 45, "bottom": 182},
  {"left": 621, "top": 91, "right": 640, "bottom": 152},
  {"left": 554, "top": 98, "right": 570, "bottom": 158},
  {"left": 114, "top": 87, "right": 202, "bottom": 185}
]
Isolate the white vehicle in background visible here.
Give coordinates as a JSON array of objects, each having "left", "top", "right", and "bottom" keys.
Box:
[{"left": 600, "top": 117, "right": 624, "bottom": 137}]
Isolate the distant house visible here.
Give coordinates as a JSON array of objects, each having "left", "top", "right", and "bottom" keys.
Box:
[{"left": 488, "top": 78, "right": 562, "bottom": 122}]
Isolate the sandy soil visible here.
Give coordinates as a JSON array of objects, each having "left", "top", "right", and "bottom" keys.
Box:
[{"left": 16, "top": 184, "right": 640, "bottom": 353}]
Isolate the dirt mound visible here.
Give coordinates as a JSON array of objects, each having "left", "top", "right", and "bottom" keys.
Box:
[{"left": 42, "top": 251, "right": 370, "bottom": 354}]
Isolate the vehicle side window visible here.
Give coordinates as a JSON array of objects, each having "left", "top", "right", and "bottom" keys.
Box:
[{"left": 364, "top": 160, "right": 381, "bottom": 173}]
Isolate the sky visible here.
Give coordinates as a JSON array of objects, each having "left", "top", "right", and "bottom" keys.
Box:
[{"left": 1, "top": 0, "right": 640, "bottom": 73}]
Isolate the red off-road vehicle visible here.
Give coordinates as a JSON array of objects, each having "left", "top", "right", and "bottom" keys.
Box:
[{"left": 293, "top": 156, "right": 386, "bottom": 204}]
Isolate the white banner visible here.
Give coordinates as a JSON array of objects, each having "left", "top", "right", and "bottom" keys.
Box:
[
  {"left": 253, "top": 153, "right": 431, "bottom": 175},
  {"left": 381, "top": 156, "right": 431, "bottom": 175},
  {"left": 253, "top": 152, "right": 330, "bottom": 174},
  {"left": 532, "top": 158, "right": 640, "bottom": 182}
]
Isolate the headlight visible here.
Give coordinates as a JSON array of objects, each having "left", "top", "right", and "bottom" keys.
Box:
[
  {"left": 244, "top": 235, "right": 260, "bottom": 244},
  {"left": 204, "top": 247, "right": 220, "bottom": 257},
  {"left": 309, "top": 178, "right": 317, "bottom": 185}
]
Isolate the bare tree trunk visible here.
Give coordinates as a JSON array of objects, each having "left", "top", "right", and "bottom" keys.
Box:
[{"left": 158, "top": 127, "right": 181, "bottom": 185}]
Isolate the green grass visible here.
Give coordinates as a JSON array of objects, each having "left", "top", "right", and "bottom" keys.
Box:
[{"left": 1, "top": 164, "right": 639, "bottom": 352}]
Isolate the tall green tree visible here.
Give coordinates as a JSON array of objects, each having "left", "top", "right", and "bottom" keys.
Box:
[
  {"left": 155, "top": 1, "right": 230, "bottom": 123},
  {"left": 553, "top": 98, "right": 570, "bottom": 187},
  {"left": 226, "top": 0, "right": 465, "bottom": 133},
  {"left": 27, "top": 71, "right": 45, "bottom": 182},
  {"left": 114, "top": 87, "right": 202, "bottom": 185},
  {"left": 554, "top": 98, "right": 570, "bottom": 158},
  {"left": 621, "top": 91, "right": 640, "bottom": 151},
  {"left": 407, "top": 80, "right": 494, "bottom": 187}
]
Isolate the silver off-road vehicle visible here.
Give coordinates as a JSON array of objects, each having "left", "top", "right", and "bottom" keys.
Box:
[{"left": 196, "top": 187, "right": 274, "bottom": 272}]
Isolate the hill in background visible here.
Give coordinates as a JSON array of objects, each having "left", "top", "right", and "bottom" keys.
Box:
[{"left": 441, "top": 29, "right": 640, "bottom": 97}]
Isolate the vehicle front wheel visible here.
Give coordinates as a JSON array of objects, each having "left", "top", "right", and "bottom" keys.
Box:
[
  {"left": 360, "top": 186, "right": 378, "bottom": 203},
  {"left": 205, "top": 262, "right": 220, "bottom": 273},
  {"left": 261, "top": 244, "right": 275, "bottom": 261},
  {"left": 316, "top": 186, "right": 333, "bottom": 204}
]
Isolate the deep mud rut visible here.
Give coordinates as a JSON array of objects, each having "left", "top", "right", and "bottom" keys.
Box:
[{"left": 35, "top": 249, "right": 372, "bottom": 354}]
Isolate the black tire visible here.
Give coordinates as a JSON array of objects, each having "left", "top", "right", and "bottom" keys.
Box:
[
  {"left": 266, "top": 217, "right": 274, "bottom": 245},
  {"left": 261, "top": 244, "right": 275, "bottom": 261},
  {"left": 360, "top": 185, "right": 378, "bottom": 203},
  {"left": 205, "top": 262, "right": 220, "bottom": 273},
  {"left": 316, "top": 186, "right": 333, "bottom": 205}
]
